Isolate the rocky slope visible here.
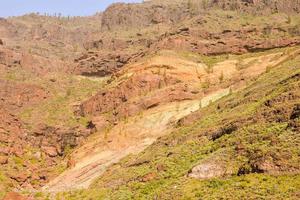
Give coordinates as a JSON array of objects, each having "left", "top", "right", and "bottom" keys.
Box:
[
  {"left": 0, "top": 0, "right": 300, "bottom": 199},
  {"left": 52, "top": 45, "right": 300, "bottom": 200},
  {"left": 0, "top": 65, "right": 99, "bottom": 194},
  {"left": 0, "top": 35, "right": 104, "bottom": 196},
  {"left": 41, "top": 47, "right": 300, "bottom": 193},
  {"left": 73, "top": 0, "right": 300, "bottom": 76}
]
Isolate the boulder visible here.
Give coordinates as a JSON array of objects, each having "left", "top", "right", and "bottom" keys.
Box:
[
  {"left": 188, "top": 154, "right": 236, "bottom": 179},
  {"left": 188, "top": 162, "right": 227, "bottom": 179},
  {"left": 42, "top": 146, "right": 58, "bottom": 157}
]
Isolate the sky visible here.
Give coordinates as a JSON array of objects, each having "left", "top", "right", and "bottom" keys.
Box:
[{"left": 0, "top": 0, "right": 142, "bottom": 18}]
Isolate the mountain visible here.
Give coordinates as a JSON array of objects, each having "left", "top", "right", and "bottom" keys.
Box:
[{"left": 0, "top": 0, "right": 299, "bottom": 199}]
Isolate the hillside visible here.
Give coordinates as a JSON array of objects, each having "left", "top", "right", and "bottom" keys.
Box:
[
  {"left": 0, "top": 0, "right": 300, "bottom": 199},
  {"left": 54, "top": 48, "right": 300, "bottom": 200}
]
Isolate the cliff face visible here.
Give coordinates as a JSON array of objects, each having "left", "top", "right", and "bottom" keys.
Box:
[
  {"left": 101, "top": 1, "right": 189, "bottom": 31},
  {"left": 211, "top": 0, "right": 300, "bottom": 13},
  {"left": 1, "top": 0, "right": 300, "bottom": 77},
  {"left": 101, "top": 0, "right": 300, "bottom": 31}
]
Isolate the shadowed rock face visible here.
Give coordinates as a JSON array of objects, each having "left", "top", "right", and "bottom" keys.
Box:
[{"left": 73, "top": 51, "right": 139, "bottom": 76}]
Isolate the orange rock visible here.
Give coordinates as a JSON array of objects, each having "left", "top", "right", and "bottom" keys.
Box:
[
  {"left": 67, "top": 157, "right": 76, "bottom": 168},
  {"left": 0, "top": 155, "right": 8, "bottom": 164},
  {"left": 9, "top": 172, "right": 29, "bottom": 183},
  {"left": 42, "top": 146, "right": 58, "bottom": 157},
  {"left": 3, "top": 192, "right": 28, "bottom": 200}
]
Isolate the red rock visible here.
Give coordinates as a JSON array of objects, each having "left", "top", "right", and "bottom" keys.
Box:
[
  {"left": 91, "top": 116, "right": 110, "bottom": 132},
  {"left": 0, "top": 155, "right": 8, "bottom": 164},
  {"left": 21, "top": 182, "right": 34, "bottom": 190},
  {"left": 67, "top": 157, "right": 76, "bottom": 168},
  {"left": 0, "top": 133, "right": 8, "bottom": 142},
  {"left": 11, "top": 145, "right": 24, "bottom": 157},
  {"left": 42, "top": 146, "right": 58, "bottom": 157},
  {"left": 3, "top": 192, "right": 28, "bottom": 200},
  {"left": 0, "top": 147, "right": 9, "bottom": 155},
  {"left": 73, "top": 51, "right": 134, "bottom": 76},
  {"left": 10, "top": 172, "right": 29, "bottom": 183},
  {"left": 79, "top": 71, "right": 201, "bottom": 121}
]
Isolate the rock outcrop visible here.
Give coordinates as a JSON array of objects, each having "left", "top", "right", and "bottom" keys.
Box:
[
  {"left": 72, "top": 0, "right": 300, "bottom": 77},
  {"left": 0, "top": 112, "right": 95, "bottom": 188},
  {"left": 0, "top": 78, "right": 95, "bottom": 189},
  {"left": 31, "top": 124, "right": 96, "bottom": 158},
  {"left": 211, "top": 0, "right": 300, "bottom": 14},
  {"left": 101, "top": 0, "right": 300, "bottom": 31},
  {"left": 101, "top": 1, "right": 189, "bottom": 31},
  {"left": 188, "top": 160, "right": 233, "bottom": 179},
  {"left": 152, "top": 28, "right": 300, "bottom": 55},
  {"left": 73, "top": 51, "right": 139, "bottom": 76}
]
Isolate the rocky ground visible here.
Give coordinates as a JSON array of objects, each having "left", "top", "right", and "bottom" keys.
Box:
[{"left": 0, "top": 0, "right": 300, "bottom": 199}]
